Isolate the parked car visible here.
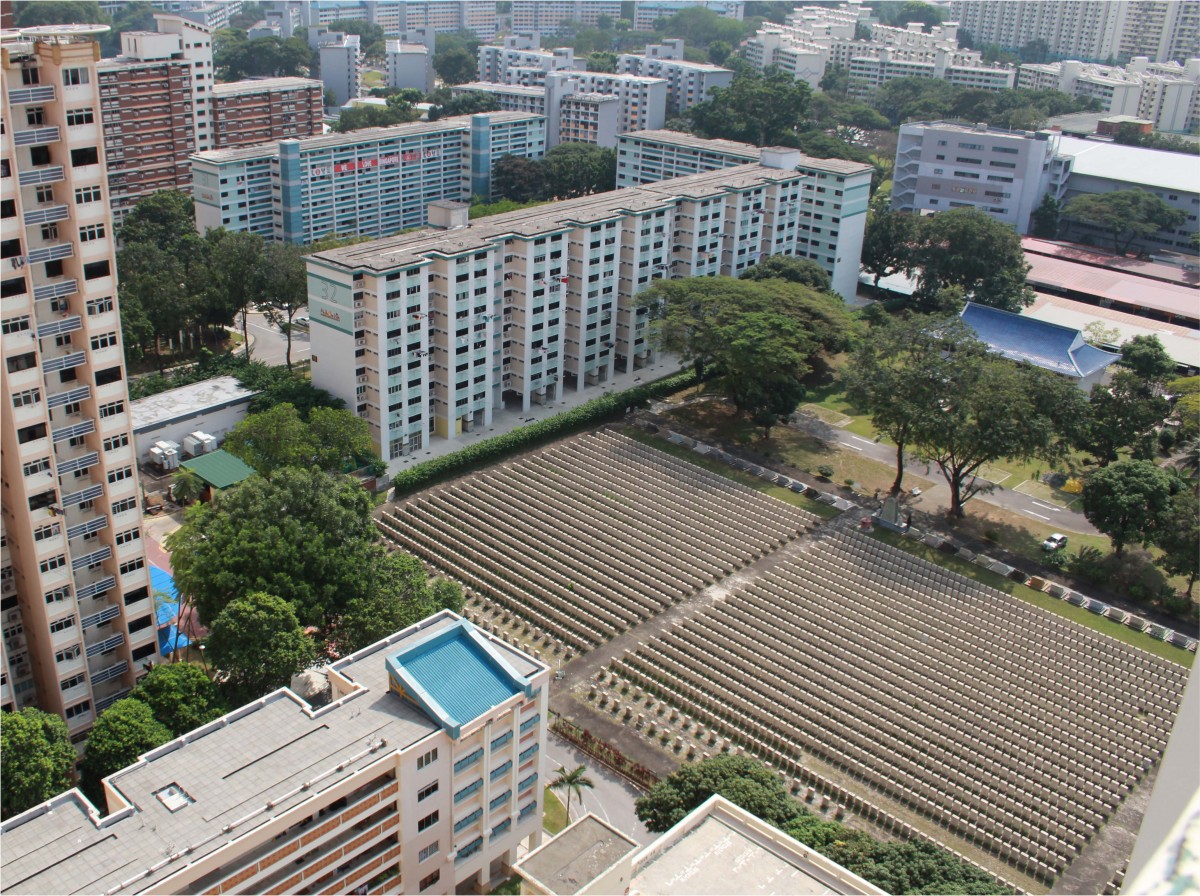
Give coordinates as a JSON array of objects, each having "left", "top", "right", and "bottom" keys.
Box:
[{"left": 1042, "top": 533, "right": 1068, "bottom": 551}]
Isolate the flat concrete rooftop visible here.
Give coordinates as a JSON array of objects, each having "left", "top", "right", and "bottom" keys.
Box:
[{"left": 519, "top": 815, "right": 639, "bottom": 894}]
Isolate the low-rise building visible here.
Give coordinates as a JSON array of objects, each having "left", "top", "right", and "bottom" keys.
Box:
[
  {"left": 305, "top": 155, "right": 828, "bottom": 459},
  {"left": 617, "top": 40, "right": 734, "bottom": 113},
  {"left": 616, "top": 130, "right": 873, "bottom": 299},
  {"left": 191, "top": 112, "right": 548, "bottom": 242},
  {"left": 129, "top": 375, "right": 258, "bottom": 463},
  {"left": 387, "top": 32, "right": 436, "bottom": 94},
  {"left": 0, "top": 611, "right": 551, "bottom": 896},
  {"left": 516, "top": 795, "right": 886, "bottom": 895}
]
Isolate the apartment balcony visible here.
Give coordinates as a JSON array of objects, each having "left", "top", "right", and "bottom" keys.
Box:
[
  {"left": 37, "top": 314, "right": 83, "bottom": 340},
  {"left": 26, "top": 242, "right": 74, "bottom": 265},
  {"left": 60, "top": 681, "right": 89, "bottom": 704},
  {"left": 8, "top": 81, "right": 55, "bottom": 106},
  {"left": 71, "top": 545, "right": 112, "bottom": 571},
  {"left": 94, "top": 686, "right": 130, "bottom": 714},
  {"left": 85, "top": 632, "right": 124, "bottom": 659},
  {"left": 56, "top": 448, "right": 99, "bottom": 476},
  {"left": 33, "top": 277, "right": 78, "bottom": 302},
  {"left": 51, "top": 417, "right": 94, "bottom": 443},
  {"left": 45, "top": 384, "right": 90, "bottom": 412},
  {"left": 13, "top": 125, "right": 61, "bottom": 147},
  {"left": 55, "top": 650, "right": 86, "bottom": 680},
  {"left": 23, "top": 203, "right": 70, "bottom": 227},
  {"left": 17, "top": 165, "right": 64, "bottom": 187},
  {"left": 90, "top": 659, "right": 128, "bottom": 686},
  {"left": 67, "top": 516, "right": 108, "bottom": 542},
  {"left": 75, "top": 573, "right": 116, "bottom": 602}
]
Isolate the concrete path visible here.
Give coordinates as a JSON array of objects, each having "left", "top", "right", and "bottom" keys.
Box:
[{"left": 542, "top": 733, "right": 652, "bottom": 844}]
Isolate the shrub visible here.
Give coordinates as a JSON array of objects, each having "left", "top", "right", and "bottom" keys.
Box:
[
  {"left": 393, "top": 371, "right": 698, "bottom": 495},
  {"left": 1158, "top": 428, "right": 1176, "bottom": 453},
  {"left": 816, "top": 464, "right": 835, "bottom": 479}
]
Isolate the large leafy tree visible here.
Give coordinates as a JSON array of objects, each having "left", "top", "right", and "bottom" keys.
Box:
[
  {"left": 908, "top": 207, "right": 1034, "bottom": 312},
  {"left": 215, "top": 34, "right": 313, "bottom": 80},
  {"left": 80, "top": 700, "right": 172, "bottom": 807},
  {"left": 739, "top": 255, "right": 831, "bottom": 292},
  {"left": 1118, "top": 334, "right": 1176, "bottom": 385},
  {"left": 1079, "top": 369, "right": 1168, "bottom": 466},
  {"left": 206, "top": 593, "right": 316, "bottom": 706},
  {"left": 1062, "top": 189, "right": 1187, "bottom": 254},
  {"left": 492, "top": 154, "right": 546, "bottom": 203},
  {"left": 222, "top": 403, "right": 378, "bottom": 475},
  {"left": 688, "top": 69, "right": 811, "bottom": 146},
  {"left": 541, "top": 143, "right": 617, "bottom": 198},
  {"left": 0, "top": 709, "right": 76, "bottom": 819},
  {"left": 1029, "top": 194, "right": 1061, "bottom": 239},
  {"left": 254, "top": 242, "right": 308, "bottom": 370},
  {"left": 168, "top": 468, "right": 378, "bottom": 627},
  {"left": 844, "top": 315, "right": 983, "bottom": 494},
  {"left": 715, "top": 311, "right": 812, "bottom": 439},
  {"left": 434, "top": 46, "right": 478, "bottom": 85},
  {"left": 129, "top": 663, "right": 227, "bottom": 738},
  {"left": 860, "top": 206, "right": 918, "bottom": 288},
  {"left": 913, "top": 356, "right": 1089, "bottom": 517},
  {"left": 1155, "top": 488, "right": 1199, "bottom": 595},
  {"left": 333, "top": 557, "right": 463, "bottom": 656},
  {"left": 203, "top": 228, "right": 266, "bottom": 360},
  {"left": 636, "top": 754, "right": 799, "bottom": 832},
  {"left": 1082, "top": 460, "right": 1175, "bottom": 556},
  {"left": 426, "top": 90, "right": 501, "bottom": 121}
]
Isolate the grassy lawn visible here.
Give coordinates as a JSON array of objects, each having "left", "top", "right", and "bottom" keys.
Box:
[
  {"left": 543, "top": 787, "right": 569, "bottom": 834},
  {"left": 362, "top": 69, "right": 384, "bottom": 89},
  {"left": 623, "top": 428, "right": 841, "bottom": 519},
  {"left": 489, "top": 876, "right": 523, "bottom": 895},
  {"left": 662, "top": 400, "right": 932, "bottom": 497},
  {"left": 870, "top": 529, "right": 1194, "bottom": 667}
]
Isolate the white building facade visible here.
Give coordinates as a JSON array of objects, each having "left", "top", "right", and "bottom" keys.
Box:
[{"left": 617, "top": 40, "right": 734, "bottom": 113}]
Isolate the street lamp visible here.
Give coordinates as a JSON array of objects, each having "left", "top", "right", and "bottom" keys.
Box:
[{"left": 198, "top": 643, "right": 209, "bottom": 675}]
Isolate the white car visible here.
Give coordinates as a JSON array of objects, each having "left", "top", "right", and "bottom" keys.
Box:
[{"left": 1042, "top": 533, "right": 1068, "bottom": 551}]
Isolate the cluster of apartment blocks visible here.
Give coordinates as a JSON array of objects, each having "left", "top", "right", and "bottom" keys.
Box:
[
  {"left": 948, "top": 0, "right": 1200, "bottom": 65},
  {"left": 745, "top": 3, "right": 1015, "bottom": 93},
  {"left": 305, "top": 137, "right": 870, "bottom": 460},
  {"left": 1, "top": 27, "right": 161, "bottom": 736},
  {"left": 1, "top": 611, "right": 552, "bottom": 896},
  {"left": 191, "top": 110, "right": 548, "bottom": 243},
  {"left": 87, "top": 13, "right": 324, "bottom": 226},
  {"left": 892, "top": 120, "right": 1200, "bottom": 256},
  {"left": 1018, "top": 57, "right": 1200, "bottom": 134}
]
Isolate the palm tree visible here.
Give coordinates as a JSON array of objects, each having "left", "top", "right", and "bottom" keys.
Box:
[
  {"left": 550, "top": 764, "right": 595, "bottom": 820},
  {"left": 1177, "top": 438, "right": 1199, "bottom": 481},
  {"left": 172, "top": 467, "right": 205, "bottom": 505}
]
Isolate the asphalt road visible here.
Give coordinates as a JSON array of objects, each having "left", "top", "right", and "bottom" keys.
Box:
[
  {"left": 542, "top": 732, "right": 652, "bottom": 844},
  {"left": 239, "top": 311, "right": 310, "bottom": 367}
]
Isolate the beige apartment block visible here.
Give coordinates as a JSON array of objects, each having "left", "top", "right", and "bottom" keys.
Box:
[{"left": 1, "top": 24, "right": 161, "bottom": 737}]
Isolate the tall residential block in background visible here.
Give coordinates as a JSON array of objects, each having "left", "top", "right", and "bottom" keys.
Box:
[
  {"left": 1, "top": 612, "right": 551, "bottom": 896},
  {"left": 1, "top": 25, "right": 161, "bottom": 736},
  {"left": 191, "top": 112, "right": 547, "bottom": 243},
  {"left": 210, "top": 76, "right": 325, "bottom": 149},
  {"left": 615, "top": 130, "right": 873, "bottom": 299},
  {"left": 511, "top": 1, "right": 623, "bottom": 35},
  {"left": 617, "top": 39, "right": 734, "bottom": 113},
  {"left": 305, "top": 153, "right": 838, "bottom": 460}
]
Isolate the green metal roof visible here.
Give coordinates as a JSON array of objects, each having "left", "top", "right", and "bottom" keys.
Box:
[{"left": 180, "top": 449, "right": 256, "bottom": 490}]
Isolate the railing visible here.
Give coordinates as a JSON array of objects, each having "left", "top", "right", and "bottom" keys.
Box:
[
  {"left": 13, "top": 125, "right": 60, "bottom": 147},
  {"left": 27, "top": 243, "right": 73, "bottom": 264},
  {"left": 518, "top": 802, "right": 537, "bottom": 820},
  {"left": 51, "top": 418, "right": 94, "bottom": 441},
  {"left": 8, "top": 85, "right": 56, "bottom": 104},
  {"left": 90, "top": 659, "right": 128, "bottom": 685},
  {"left": 33, "top": 278, "right": 77, "bottom": 301},
  {"left": 490, "top": 760, "right": 512, "bottom": 781},
  {"left": 488, "top": 790, "right": 511, "bottom": 812},
  {"left": 17, "top": 165, "right": 64, "bottom": 187},
  {"left": 62, "top": 483, "right": 104, "bottom": 506},
  {"left": 95, "top": 686, "right": 130, "bottom": 713},
  {"left": 24, "top": 203, "right": 69, "bottom": 226},
  {"left": 67, "top": 516, "right": 108, "bottom": 541},
  {"left": 38, "top": 315, "right": 82, "bottom": 340},
  {"left": 518, "top": 773, "right": 538, "bottom": 793},
  {"left": 454, "top": 747, "right": 483, "bottom": 774},
  {"left": 454, "top": 808, "right": 482, "bottom": 833},
  {"left": 57, "top": 450, "right": 98, "bottom": 475},
  {"left": 85, "top": 632, "right": 124, "bottom": 658},
  {"left": 455, "top": 836, "right": 483, "bottom": 864},
  {"left": 46, "top": 385, "right": 90, "bottom": 410},
  {"left": 43, "top": 351, "right": 86, "bottom": 374},
  {"left": 71, "top": 545, "right": 111, "bottom": 570},
  {"left": 518, "top": 742, "right": 539, "bottom": 763},
  {"left": 490, "top": 818, "right": 512, "bottom": 839},
  {"left": 75, "top": 575, "right": 115, "bottom": 601}
]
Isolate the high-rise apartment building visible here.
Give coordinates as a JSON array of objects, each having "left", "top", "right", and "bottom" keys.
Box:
[
  {"left": 320, "top": 31, "right": 363, "bottom": 107},
  {"left": 478, "top": 34, "right": 576, "bottom": 85},
  {"left": 632, "top": 0, "right": 745, "bottom": 31},
  {"left": 305, "top": 2, "right": 499, "bottom": 40},
  {"left": 210, "top": 77, "right": 325, "bottom": 149},
  {"left": 1, "top": 611, "right": 551, "bottom": 896},
  {"left": 511, "top": 1, "right": 623, "bottom": 35},
  {"left": 615, "top": 130, "right": 873, "bottom": 300},
  {"left": 305, "top": 153, "right": 823, "bottom": 459},
  {"left": 617, "top": 40, "right": 734, "bottom": 113},
  {"left": 191, "top": 112, "right": 547, "bottom": 242},
  {"left": 950, "top": 1, "right": 1200, "bottom": 64},
  {"left": 1, "top": 25, "right": 161, "bottom": 735}
]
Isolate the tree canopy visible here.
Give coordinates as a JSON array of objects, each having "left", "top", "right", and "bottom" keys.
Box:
[
  {"left": 80, "top": 699, "right": 172, "bottom": 807},
  {"left": 636, "top": 754, "right": 798, "bottom": 832},
  {"left": 222, "top": 403, "right": 379, "bottom": 476},
  {"left": 215, "top": 33, "right": 313, "bottom": 80},
  {"left": 688, "top": 70, "right": 811, "bottom": 147},
  {"left": 541, "top": 143, "right": 617, "bottom": 198},
  {"left": 1062, "top": 190, "right": 1188, "bottom": 254},
  {"left": 908, "top": 207, "right": 1034, "bottom": 312},
  {"left": 1155, "top": 488, "right": 1199, "bottom": 595},
  {"left": 861, "top": 206, "right": 919, "bottom": 288},
  {"left": 1082, "top": 460, "right": 1176, "bottom": 556},
  {"left": 1079, "top": 369, "right": 1169, "bottom": 466},
  {"left": 129, "top": 663, "right": 228, "bottom": 738},
  {"left": 492, "top": 154, "right": 547, "bottom": 203},
  {"left": 0, "top": 709, "right": 76, "bottom": 819},
  {"left": 739, "top": 255, "right": 831, "bottom": 292},
  {"left": 206, "top": 592, "right": 316, "bottom": 706},
  {"left": 334, "top": 98, "right": 421, "bottom": 132}
]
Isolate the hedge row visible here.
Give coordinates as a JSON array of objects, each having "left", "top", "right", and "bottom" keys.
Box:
[{"left": 392, "top": 370, "right": 698, "bottom": 495}]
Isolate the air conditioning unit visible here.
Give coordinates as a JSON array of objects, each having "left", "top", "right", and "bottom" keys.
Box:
[
  {"left": 149, "top": 445, "right": 179, "bottom": 472},
  {"left": 182, "top": 432, "right": 217, "bottom": 457}
]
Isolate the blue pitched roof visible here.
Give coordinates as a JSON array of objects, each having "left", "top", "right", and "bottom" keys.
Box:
[
  {"left": 385, "top": 619, "right": 532, "bottom": 737},
  {"left": 960, "top": 302, "right": 1120, "bottom": 379}
]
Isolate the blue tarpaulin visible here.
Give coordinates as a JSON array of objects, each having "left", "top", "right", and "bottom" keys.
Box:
[{"left": 152, "top": 565, "right": 191, "bottom": 654}]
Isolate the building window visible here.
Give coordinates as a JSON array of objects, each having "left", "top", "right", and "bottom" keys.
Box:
[
  {"left": 79, "top": 224, "right": 105, "bottom": 242},
  {"left": 49, "top": 616, "right": 75, "bottom": 633},
  {"left": 66, "top": 108, "right": 95, "bottom": 126},
  {"left": 1, "top": 315, "right": 30, "bottom": 334},
  {"left": 419, "top": 871, "right": 440, "bottom": 892},
  {"left": 119, "top": 558, "right": 145, "bottom": 576},
  {"left": 63, "top": 68, "right": 89, "bottom": 86},
  {"left": 107, "top": 466, "right": 132, "bottom": 484},
  {"left": 111, "top": 496, "right": 137, "bottom": 515},
  {"left": 65, "top": 701, "right": 90, "bottom": 720},
  {"left": 417, "top": 747, "right": 438, "bottom": 770},
  {"left": 23, "top": 457, "right": 51, "bottom": 476},
  {"left": 33, "top": 523, "right": 59, "bottom": 542},
  {"left": 418, "top": 781, "right": 439, "bottom": 802},
  {"left": 103, "top": 433, "right": 129, "bottom": 451},
  {"left": 76, "top": 185, "right": 102, "bottom": 204},
  {"left": 69, "top": 147, "right": 99, "bottom": 167},
  {"left": 115, "top": 528, "right": 140, "bottom": 546},
  {"left": 417, "top": 810, "right": 439, "bottom": 832},
  {"left": 98, "top": 400, "right": 124, "bottom": 419},
  {"left": 12, "top": 388, "right": 40, "bottom": 408},
  {"left": 91, "top": 332, "right": 118, "bottom": 351},
  {"left": 418, "top": 842, "right": 439, "bottom": 863}
]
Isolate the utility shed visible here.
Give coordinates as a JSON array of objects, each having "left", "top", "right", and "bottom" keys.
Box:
[
  {"left": 130, "top": 375, "right": 258, "bottom": 461},
  {"left": 179, "top": 449, "right": 256, "bottom": 491}
]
